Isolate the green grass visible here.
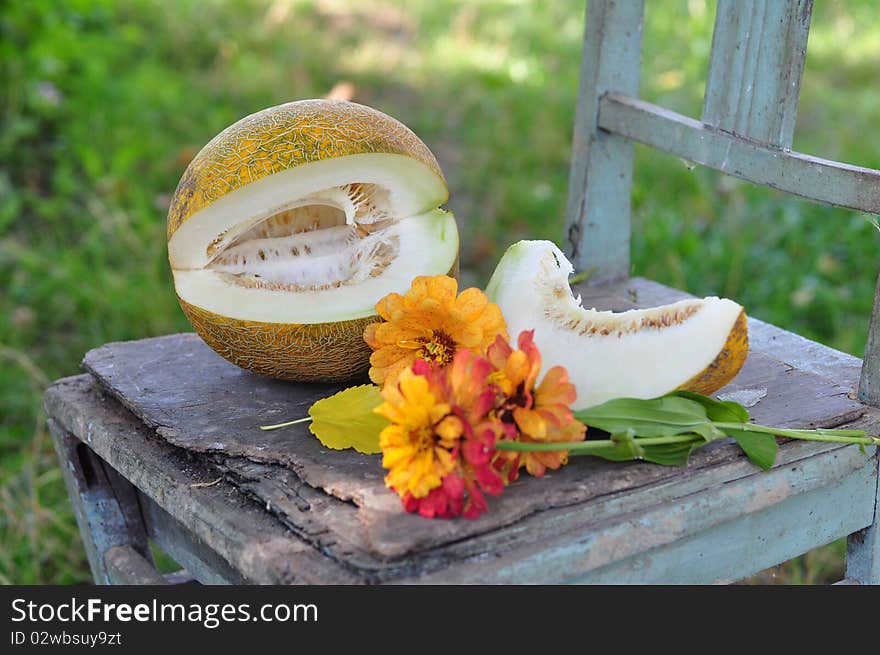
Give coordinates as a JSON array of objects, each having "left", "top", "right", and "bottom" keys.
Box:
[{"left": 2, "top": 0, "right": 878, "bottom": 584}]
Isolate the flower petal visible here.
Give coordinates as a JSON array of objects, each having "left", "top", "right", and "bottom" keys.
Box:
[
  {"left": 453, "top": 287, "right": 489, "bottom": 319},
  {"left": 513, "top": 407, "right": 547, "bottom": 439},
  {"left": 535, "top": 366, "right": 578, "bottom": 406}
]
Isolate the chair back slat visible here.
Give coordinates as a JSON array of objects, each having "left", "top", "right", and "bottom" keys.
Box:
[
  {"left": 859, "top": 275, "right": 880, "bottom": 405},
  {"left": 702, "top": 0, "right": 813, "bottom": 149},
  {"left": 598, "top": 93, "right": 880, "bottom": 213},
  {"left": 564, "top": 0, "right": 644, "bottom": 284}
]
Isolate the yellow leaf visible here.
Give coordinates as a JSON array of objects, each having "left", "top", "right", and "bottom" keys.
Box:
[{"left": 308, "top": 385, "right": 387, "bottom": 454}]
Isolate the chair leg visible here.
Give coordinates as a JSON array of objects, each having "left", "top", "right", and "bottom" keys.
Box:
[
  {"left": 845, "top": 452, "right": 880, "bottom": 584},
  {"left": 48, "top": 418, "right": 155, "bottom": 584}
]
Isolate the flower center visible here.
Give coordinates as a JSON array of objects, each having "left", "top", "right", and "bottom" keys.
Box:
[
  {"left": 498, "top": 382, "right": 531, "bottom": 425},
  {"left": 508, "top": 382, "right": 530, "bottom": 408},
  {"left": 399, "top": 329, "right": 457, "bottom": 366},
  {"left": 414, "top": 426, "right": 435, "bottom": 450}
]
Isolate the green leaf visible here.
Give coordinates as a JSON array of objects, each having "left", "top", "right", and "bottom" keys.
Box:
[
  {"left": 641, "top": 442, "right": 699, "bottom": 466},
  {"left": 575, "top": 395, "right": 713, "bottom": 438},
  {"left": 604, "top": 430, "right": 645, "bottom": 460},
  {"left": 308, "top": 385, "right": 388, "bottom": 454},
  {"left": 726, "top": 428, "right": 778, "bottom": 471},
  {"left": 584, "top": 443, "right": 640, "bottom": 462},
  {"left": 572, "top": 433, "right": 698, "bottom": 467},
  {"left": 671, "top": 390, "right": 750, "bottom": 422}
]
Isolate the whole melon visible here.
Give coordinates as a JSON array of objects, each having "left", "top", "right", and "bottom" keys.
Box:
[{"left": 167, "top": 100, "right": 459, "bottom": 382}]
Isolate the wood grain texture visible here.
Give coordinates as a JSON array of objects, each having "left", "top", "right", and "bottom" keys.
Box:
[
  {"left": 403, "top": 441, "right": 878, "bottom": 583},
  {"left": 845, "top": 448, "right": 880, "bottom": 584},
  {"left": 702, "top": 0, "right": 813, "bottom": 149},
  {"left": 858, "top": 271, "right": 880, "bottom": 406},
  {"left": 104, "top": 545, "right": 168, "bottom": 585}
]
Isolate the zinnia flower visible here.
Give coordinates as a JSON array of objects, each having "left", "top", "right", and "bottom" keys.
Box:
[
  {"left": 488, "top": 330, "right": 587, "bottom": 478},
  {"left": 374, "top": 328, "right": 585, "bottom": 519},
  {"left": 375, "top": 368, "right": 459, "bottom": 500},
  {"left": 363, "top": 275, "right": 508, "bottom": 388},
  {"left": 375, "top": 350, "right": 505, "bottom": 519}
]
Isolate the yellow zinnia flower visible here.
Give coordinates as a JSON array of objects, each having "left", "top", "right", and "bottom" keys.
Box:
[
  {"left": 375, "top": 367, "right": 462, "bottom": 499},
  {"left": 363, "top": 275, "right": 508, "bottom": 387}
]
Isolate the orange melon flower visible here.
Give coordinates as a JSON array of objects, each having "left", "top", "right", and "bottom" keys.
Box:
[
  {"left": 363, "top": 275, "right": 508, "bottom": 388},
  {"left": 488, "top": 330, "right": 587, "bottom": 478}
]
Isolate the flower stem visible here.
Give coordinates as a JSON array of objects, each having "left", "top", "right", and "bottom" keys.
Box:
[
  {"left": 494, "top": 434, "right": 704, "bottom": 453},
  {"left": 494, "top": 426, "right": 880, "bottom": 453},
  {"left": 713, "top": 422, "right": 879, "bottom": 446},
  {"left": 260, "top": 416, "right": 312, "bottom": 431}
]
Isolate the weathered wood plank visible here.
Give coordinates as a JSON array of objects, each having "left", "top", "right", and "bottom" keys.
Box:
[
  {"left": 138, "top": 494, "right": 247, "bottom": 585},
  {"left": 574, "top": 448, "right": 877, "bottom": 584},
  {"left": 46, "top": 371, "right": 878, "bottom": 583},
  {"left": 845, "top": 449, "right": 880, "bottom": 584},
  {"left": 399, "top": 442, "right": 878, "bottom": 583},
  {"left": 564, "top": 0, "right": 644, "bottom": 283},
  {"left": 597, "top": 93, "right": 880, "bottom": 214},
  {"left": 48, "top": 419, "right": 154, "bottom": 585},
  {"left": 76, "top": 271, "right": 867, "bottom": 562},
  {"left": 104, "top": 545, "right": 167, "bottom": 585},
  {"left": 44, "top": 376, "right": 361, "bottom": 584},
  {"left": 858, "top": 271, "right": 880, "bottom": 406},
  {"left": 702, "top": 0, "right": 812, "bottom": 149}
]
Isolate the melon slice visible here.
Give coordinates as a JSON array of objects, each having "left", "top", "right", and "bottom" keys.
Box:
[
  {"left": 167, "top": 100, "right": 459, "bottom": 382},
  {"left": 486, "top": 240, "right": 748, "bottom": 410}
]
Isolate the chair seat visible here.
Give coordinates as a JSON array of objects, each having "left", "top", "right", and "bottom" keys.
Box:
[{"left": 43, "top": 277, "right": 880, "bottom": 583}]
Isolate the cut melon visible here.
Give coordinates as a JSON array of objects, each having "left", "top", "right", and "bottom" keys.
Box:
[
  {"left": 167, "top": 100, "right": 459, "bottom": 382},
  {"left": 486, "top": 240, "right": 748, "bottom": 410}
]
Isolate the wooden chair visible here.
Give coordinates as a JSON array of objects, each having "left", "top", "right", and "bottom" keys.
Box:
[
  {"left": 45, "top": 0, "right": 879, "bottom": 584},
  {"left": 564, "top": 0, "right": 879, "bottom": 582}
]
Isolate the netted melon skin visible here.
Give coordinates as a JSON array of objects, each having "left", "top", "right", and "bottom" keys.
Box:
[
  {"left": 677, "top": 310, "right": 749, "bottom": 395},
  {"left": 167, "top": 100, "right": 445, "bottom": 240},
  {"left": 179, "top": 298, "right": 378, "bottom": 383}
]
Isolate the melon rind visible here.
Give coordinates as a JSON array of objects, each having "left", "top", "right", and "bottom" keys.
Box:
[
  {"left": 178, "top": 300, "right": 378, "bottom": 382},
  {"left": 486, "top": 240, "right": 749, "bottom": 410}
]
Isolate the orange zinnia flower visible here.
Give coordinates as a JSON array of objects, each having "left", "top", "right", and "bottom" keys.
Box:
[
  {"left": 488, "top": 330, "right": 587, "bottom": 477},
  {"left": 363, "top": 275, "right": 508, "bottom": 388}
]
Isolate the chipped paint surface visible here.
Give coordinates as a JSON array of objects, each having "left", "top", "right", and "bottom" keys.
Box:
[
  {"left": 717, "top": 387, "right": 768, "bottom": 408},
  {"left": 576, "top": 513, "right": 686, "bottom": 572}
]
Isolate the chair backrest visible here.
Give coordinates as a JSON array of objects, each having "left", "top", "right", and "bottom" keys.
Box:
[{"left": 564, "top": 0, "right": 880, "bottom": 405}]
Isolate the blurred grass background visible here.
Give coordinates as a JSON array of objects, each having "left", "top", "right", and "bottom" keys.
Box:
[{"left": 2, "top": 0, "right": 878, "bottom": 584}]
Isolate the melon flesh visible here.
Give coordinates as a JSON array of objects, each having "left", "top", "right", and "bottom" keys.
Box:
[
  {"left": 169, "top": 153, "right": 458, "bottom": 325},
  {"left": 486, "top": 240, "right": 748, "bottom": 410}
]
